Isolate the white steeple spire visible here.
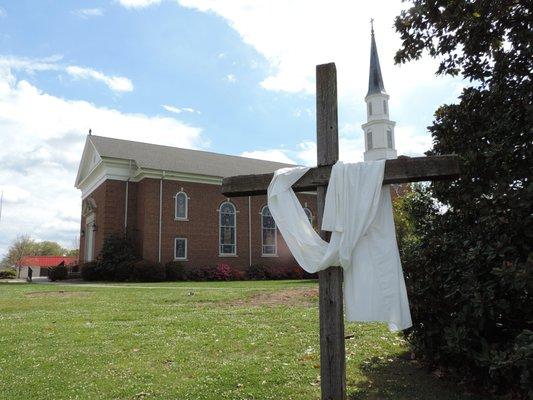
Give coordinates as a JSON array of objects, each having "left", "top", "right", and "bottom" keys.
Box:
[{"left": 363, "top": 21, "right": 397, "bottom": 161}]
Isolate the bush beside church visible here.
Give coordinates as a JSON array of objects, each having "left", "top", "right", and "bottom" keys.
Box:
[{"left": 81, "top": 234, "right": 315, "bottom": 282}]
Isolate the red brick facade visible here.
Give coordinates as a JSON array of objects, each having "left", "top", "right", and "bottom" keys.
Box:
[{"left": 79, "top": 178, "right": 316, "bottom": 269}]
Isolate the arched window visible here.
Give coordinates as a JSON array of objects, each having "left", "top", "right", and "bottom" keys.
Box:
[
  {"left": 368, "top": 101, "right": 373, "bottom": 116},
  {"left": 261, "top": 206, "right": 277, "bottom": 256},
  {"left": 175, "top": 191, "right": 188, "bottom": 220},
  {"left": 367, "top": 131, "right": 373, "bottom": 150},
  {"left": 303, "top": 207, "right": 313, "bottom": 225},
  {"left": 387, "top": 129, "right": 393, "bottom": 149},
  {"left": 383, "top": 100, "right": 388, "bottom": 114},
  {"left": 219, "top": 202, "right": 236, "bottom": 255}
]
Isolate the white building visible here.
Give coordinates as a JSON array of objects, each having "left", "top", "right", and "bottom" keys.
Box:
[{"left": 362, "top": 25, "right": 397, "bottom": 162}]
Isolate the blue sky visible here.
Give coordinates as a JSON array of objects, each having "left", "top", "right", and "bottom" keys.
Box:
[{"left": 0, "top": 0, "right": 462, "bottom": 256}]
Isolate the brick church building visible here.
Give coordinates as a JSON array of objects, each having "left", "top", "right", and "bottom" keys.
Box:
[
  {"left": 75, "top": 25, "right": 398, "bottom": 271},
  {"left": 75, "top": 135, "right": 316, "bottom": 269}
]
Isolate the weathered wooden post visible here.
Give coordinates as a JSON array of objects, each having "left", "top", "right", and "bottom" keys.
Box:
[
  {"left": 221, "top": 61, "right": 460, "bottom": 400},
  {"left": 315, "top": 63, "right": 346, "bottom": 400}
]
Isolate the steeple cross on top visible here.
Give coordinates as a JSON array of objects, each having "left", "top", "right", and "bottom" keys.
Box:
[{"left": 370, "top": 18, "right": 374, "bottom": 34}]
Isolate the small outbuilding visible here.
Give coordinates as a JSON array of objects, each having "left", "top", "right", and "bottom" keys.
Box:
[{"left": 18, "top": 256, "right": 78, "bottom": 279}]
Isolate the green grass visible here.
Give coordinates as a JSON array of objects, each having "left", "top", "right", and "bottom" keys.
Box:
[{"left": 0, "top": 280, "right": 484, "bottom": 400}]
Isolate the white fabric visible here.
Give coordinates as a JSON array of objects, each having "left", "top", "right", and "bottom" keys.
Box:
[{"left": 267, "top": 160, "right": 412, "bottom": 331}]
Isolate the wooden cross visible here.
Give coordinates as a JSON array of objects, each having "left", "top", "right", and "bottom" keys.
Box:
[{"left": 221, "top": 63, "right": 460, "bottom": 400}]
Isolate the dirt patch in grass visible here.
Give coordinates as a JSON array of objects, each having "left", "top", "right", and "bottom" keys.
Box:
[
  {"left": 25, "top": 290, "right": 92, "bottom": 298},
  {"left": 229, "top": 287, "right": 319, "bottom": 307}
]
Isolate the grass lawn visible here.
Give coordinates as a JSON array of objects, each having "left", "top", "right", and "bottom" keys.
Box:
[{"left": 0, "top": 280, "right": 485, "bottom": 400}]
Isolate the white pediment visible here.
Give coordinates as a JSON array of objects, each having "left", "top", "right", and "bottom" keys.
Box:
[{"left": 75, "top": 137, "right": 102, "bottom": 188}]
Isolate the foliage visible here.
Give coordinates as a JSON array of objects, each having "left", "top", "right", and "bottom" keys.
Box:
[
  {"left": 93, "top": 234, "right": 138, "bottom": 281},
  {"left": 113, "top": 260, "right": 134, "bottom": 282},
  {"left": 48, "top": 264, "right": 68, "bottom": 281},
  {"left": 65, "top": 248, "right": 79, "bottom": 258},
  {"left": 247, "top": 264, "right": 268, "bottom": 280},
  {"left": 0, "top": 235, "right": 37, "bottom": 268},
  {"left": 395, "top": 1, "right": 532, "bottom": 396},
  {"left": 246, "top": 264, "right": 307, "bottom": 280},
  {"left": 213, "top": 263, "right": 232, "bottom": 281},
  {"left": 80, "top": 262, "right": 98, "bottom": 281},
  {"left": 165, "top": 261, "right": 184, "bottom": 281},
  {"left": 131, "top": 260, "right": 166, "bottom": 282},
  {"left": 0, "top": 268, "right": 16, "bottom": 279}
]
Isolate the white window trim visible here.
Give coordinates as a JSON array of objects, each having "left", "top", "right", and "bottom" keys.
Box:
[
  {"left": 260, "top": 205, "right": 278, "bottom": 257},
  {"left": 219, "top": 201, "right": 237, "bottom": 256},
  {"left": 174, "top": 237, "right": 188, "bottom": 260},
  {"left": 174, "top": 191, "right": 189, "bottom": 221}
]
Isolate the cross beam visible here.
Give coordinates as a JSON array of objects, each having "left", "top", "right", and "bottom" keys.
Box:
[
  {"left": 221, "top": 155, "right": 460, "bottom": 197},
  {"left": 222, "top": 62, "right": 460, "bottom": 400}
]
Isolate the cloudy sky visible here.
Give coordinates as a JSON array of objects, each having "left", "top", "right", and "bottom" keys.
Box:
[{"left": 0, "top": 0, "right": 463, "bottom": 256}]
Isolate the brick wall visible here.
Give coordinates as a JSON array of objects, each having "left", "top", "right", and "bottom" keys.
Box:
[
  {"left": 79, "top": 178, "right": 317, "bottom": 270},
  {"left": 79, "top": 180, "right": 130, "bottom": 262}
]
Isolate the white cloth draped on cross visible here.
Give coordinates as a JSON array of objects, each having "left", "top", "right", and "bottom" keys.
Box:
[{"left": 267, "top": 160, "right": 412, "bottom": 331}]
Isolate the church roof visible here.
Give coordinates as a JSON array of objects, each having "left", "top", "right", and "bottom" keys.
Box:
[
  {"left": 88, "top": 135, "right": 295, "bottom": 178},
  {"left": 367, "top": 27, "right": 386, "bottom": 96}
]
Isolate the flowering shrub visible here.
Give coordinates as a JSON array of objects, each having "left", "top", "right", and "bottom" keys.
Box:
[{"left": 214, "top": 263, "right": 232, "bottom": 281}]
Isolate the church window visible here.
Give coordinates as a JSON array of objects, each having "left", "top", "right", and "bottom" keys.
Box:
[
  {"left": 368, "top": 101, "right": 373, "bottom": 115},
  {"left": 383, "top": 100, "right": 388, "bottom": 114},
  {"left": 174, "top": 237, "right": 187, "bottom": 260},
  {"left": 219, "top": 202, "right": 236, "bottom": 255},
  {"left": 304, "top": 207, "right": 313, "bottom": 225},
  {"left": 387, "top": 129, "right": 393, "bottom": 148},
  {"left": 367, "top": 131, "right": 373, "bottom": 150},
  {"left": 175, "top": 191, "right": 188, "bottom": 220},
  {"left": 261, "top": 206, "right": 277, "bottom": 256}
]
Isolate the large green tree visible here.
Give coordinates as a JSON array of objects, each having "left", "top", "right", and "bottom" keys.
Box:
[{"left": 394, "top": 0, "right": 532, "bottom": 397}]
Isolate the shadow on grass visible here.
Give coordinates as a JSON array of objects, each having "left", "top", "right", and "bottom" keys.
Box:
[{"left": 348, "top": 352, "right": 486, "bottom": 400}]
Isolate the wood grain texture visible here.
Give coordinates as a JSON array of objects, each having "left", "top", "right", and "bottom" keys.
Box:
[
  {"left": 316, "top": 63, "right": 346, "bottom": 400},
  {"left": 221, "top": 155, "right": 460, "bottom": 197}
]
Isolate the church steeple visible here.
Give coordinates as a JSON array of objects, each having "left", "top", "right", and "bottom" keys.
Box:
[
  {"left": 362, "top": 21, "right": 397, "bottom": 161},
  {"left": 367, "top": 20, "right": 386, "bottom": 97}
]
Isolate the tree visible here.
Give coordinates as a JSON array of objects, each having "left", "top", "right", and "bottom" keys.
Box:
[
  {"left": 37, "top": 241, "right": 66, "bottom": 256},
  {"left": 0, "top": 235, "right": 37, "bottom": 268},
  {"left": 394, "top": 1, "right": 532, "bottom": 397},
  {"left": 0, "top": 236, "right": 69, "bottom": 268}
]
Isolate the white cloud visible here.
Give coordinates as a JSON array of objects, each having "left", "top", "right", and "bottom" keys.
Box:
[
  {"left": 395, "top": 126, "right": 432, "bottom": 157},
  {"left": 73, "top": 8, "right": 104, "bottom": 18},
  {"left": 242, "top": 124, "right": 431, "bottom": 168},
  {"left": 226, "top": 74, "right": 236, "bottom": 83},
  {"left": 0, "top": 55, "right": 133, "bottom": 93},
  {"left": 162, "top": 104, "right": 201, "bottom": 114},
  {"left": 66, "top": 66, "right": 133, "bottom": 92},
  {"left": 118, "top": 0, "right": 162, "bottom": 9},
  {"left": 240, "top": 149, "right": 295, "bottom": 164},
  {"left": 176, "top": 0, "right": 461, "bottom": 105},
  {"left": 0, "top": 66, "right": 205, "bottom": 256},
  {"left": 0, "top": 185, "right": 30, "bottom": 204},
  {"left": 0, "top": 7, "right": 6, "bottom": 18}
]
